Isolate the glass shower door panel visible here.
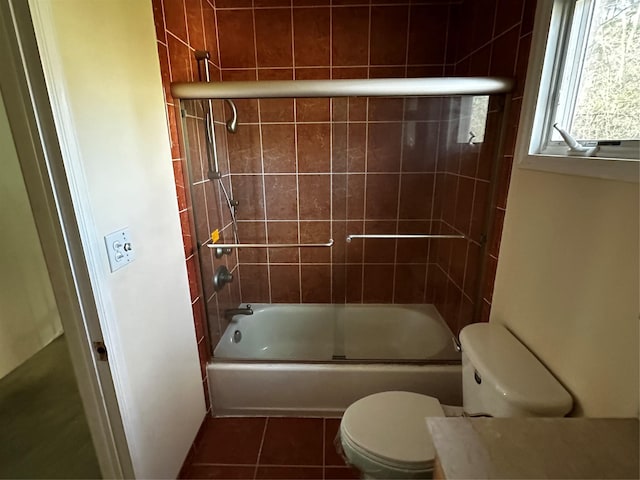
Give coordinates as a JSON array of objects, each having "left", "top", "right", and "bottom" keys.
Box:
[
  {"left": 431, "top": 95, "right": 504, "bottom": 336},
  {"left": 181, "top": 99, "right": 241, "bottom": 353},
  {"left": 330, "top": 97, "right": 349, "bottom": 360},
  {"left": 341, "top": 96, "right": 463, "bottom": 362},
  {"left": 205, "top": 95, "right": 351, "bottom": 362}
]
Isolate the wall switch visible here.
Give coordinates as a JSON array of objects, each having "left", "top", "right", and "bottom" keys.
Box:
[{"left": 105, "top": 228, "right": 135, "bottom": 272}]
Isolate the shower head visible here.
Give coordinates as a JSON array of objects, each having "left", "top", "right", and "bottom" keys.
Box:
[{"left": 225, "top": 99, "right": 238, "bottom": 133}]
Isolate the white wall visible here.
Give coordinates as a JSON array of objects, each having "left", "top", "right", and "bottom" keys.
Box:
[
  {"left": 491, "top": 166, "right": 639, "bottom": 417},
  {"left": 0, "top": 91, "right": 62, "bottom": 380},
  {"left": 30, "top": 0, "right": 205, "bottom": 477}
]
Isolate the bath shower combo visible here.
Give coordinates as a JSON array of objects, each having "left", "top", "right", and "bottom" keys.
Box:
[{"left": 172, "top": 52, "right": 514, "bottom": 415}]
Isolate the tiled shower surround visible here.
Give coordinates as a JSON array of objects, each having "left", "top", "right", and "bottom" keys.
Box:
[{"left": 153, "top": 0, "right": 536, "bottom": 409}]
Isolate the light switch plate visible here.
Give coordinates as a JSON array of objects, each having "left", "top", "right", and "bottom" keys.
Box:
[{"left": 104, "top": 228, "right": 135, "bottom": 272}]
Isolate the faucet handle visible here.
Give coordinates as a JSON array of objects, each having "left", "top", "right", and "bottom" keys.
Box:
[
  {"left": 246, "top": 304, "right": 251, "bottom": 309},
  {"left": 213, "top": 265, "right": 233, "bottom": 291}
]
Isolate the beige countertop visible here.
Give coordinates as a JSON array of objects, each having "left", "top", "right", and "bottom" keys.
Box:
[{"left": 426, "top": 417, "right": 639, "bottom": 479}]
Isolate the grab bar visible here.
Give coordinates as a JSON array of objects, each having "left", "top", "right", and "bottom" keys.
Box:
[
  {"left": 207, "top": 239, "right": 334, "bottom": 249},
  {"left": 346, "top": 234, "right": 465, "bottom": 242}
]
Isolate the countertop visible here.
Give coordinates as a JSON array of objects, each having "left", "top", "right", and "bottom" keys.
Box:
[{"left": 426, "top": 417, "right": 639, "bottom": 479}]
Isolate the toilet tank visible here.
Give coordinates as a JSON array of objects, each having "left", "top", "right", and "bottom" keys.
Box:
[{"left": 459, "top": 323, "right": 572, "bottom": 417}]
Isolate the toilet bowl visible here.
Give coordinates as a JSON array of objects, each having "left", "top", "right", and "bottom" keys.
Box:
[
  {"left": 338, "top": 323, "right": 573, "bottom": 479},
  {"left": 339, "top": 391, "right": 445, "bottom": 479}
]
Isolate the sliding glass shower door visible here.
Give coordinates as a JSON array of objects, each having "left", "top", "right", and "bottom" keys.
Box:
[
  {"left": 176, "top": 79, "right": 510, "bottom": 364},
  {"left": 337, "top": 94, "right": 502, "bottom": 362}
]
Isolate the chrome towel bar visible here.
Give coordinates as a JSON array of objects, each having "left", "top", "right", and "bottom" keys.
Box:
[
  {"left": 208, "top": 239, "right": 334, "bottom": 249},
  {"left": 346, "top": 234, "right": 465, "bottom": 242}
]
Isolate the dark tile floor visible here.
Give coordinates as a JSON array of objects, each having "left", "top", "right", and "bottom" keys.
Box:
[{"left": 180, "top": 417, "right": 359, "bottom": 480}]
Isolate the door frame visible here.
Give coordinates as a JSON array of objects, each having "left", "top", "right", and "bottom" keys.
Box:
[{"left": 0, "top": 2, "right": 133, "bottom": 477}]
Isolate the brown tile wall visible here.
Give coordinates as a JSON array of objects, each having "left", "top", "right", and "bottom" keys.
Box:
[
  {"left": 153, "top": 0, "right": 537, "bottom": 353},
  {"left": 183, "top": 98, "right": 244, "bottom": 351},
  {"left": 431, "top": 0, "right": 537, "bottom": 335},
  {"left": 210, "top": 1, "right": 461, "bottom": 309},
  {"left": 429, "top": 97, "right": 498, "bottom": 336}
]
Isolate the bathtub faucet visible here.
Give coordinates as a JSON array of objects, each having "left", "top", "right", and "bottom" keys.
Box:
[{"left": 224, "top": 304, "right": 253, "bottom": 320}]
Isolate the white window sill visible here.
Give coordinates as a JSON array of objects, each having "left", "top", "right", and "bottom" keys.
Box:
[{"left": 518, "top": 154, "right": 639, "bottom": 183}]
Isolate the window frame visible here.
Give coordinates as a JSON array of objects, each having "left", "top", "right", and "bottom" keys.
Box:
[{"left": 516, "top": 0, "right": 640, "bottom": 183}]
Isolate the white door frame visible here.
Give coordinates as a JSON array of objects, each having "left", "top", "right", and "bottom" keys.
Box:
[{"left": 0, "top": 2, "right": 133, "bottom": 477}]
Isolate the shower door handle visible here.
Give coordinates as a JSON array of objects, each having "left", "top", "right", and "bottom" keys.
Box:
[
  {"left": 208, "top": 239, "right": 334, "bottom": 249},
  {"left": 345, "top": 234, "right": 465, "bottom": 242}
]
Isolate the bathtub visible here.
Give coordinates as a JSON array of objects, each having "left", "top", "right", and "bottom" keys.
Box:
[{"left": 208, "top": 304, "right": 462, "bottom": 416}]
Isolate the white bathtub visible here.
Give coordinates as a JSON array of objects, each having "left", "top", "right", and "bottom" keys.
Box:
[{"left": 208, "top": 304, "right": 462, "bottom": 416}]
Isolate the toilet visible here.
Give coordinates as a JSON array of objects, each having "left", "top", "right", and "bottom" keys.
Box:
[{"left": 338, "top": 323, "right": 573, "bottom": 479}]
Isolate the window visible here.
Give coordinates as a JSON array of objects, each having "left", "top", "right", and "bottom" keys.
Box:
[
  {"left": 518, "top": 0, "right": 640, "bottom": 181},
  {"left": 457, "top": 96, "right": 489, "bottom": 145}
]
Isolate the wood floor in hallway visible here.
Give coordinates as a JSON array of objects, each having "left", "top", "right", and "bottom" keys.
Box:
[{"left": 0, "top": 335, "right": 101, "bottom": 479}]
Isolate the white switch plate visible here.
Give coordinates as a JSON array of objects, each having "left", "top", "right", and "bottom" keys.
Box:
[{"left": 104, "top": 228, "right": 135, "bottom": 272}]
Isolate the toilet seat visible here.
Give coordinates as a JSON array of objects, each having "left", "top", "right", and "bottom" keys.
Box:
[{"left": 340, "top": 391, "right": 444, "bottom": 472}]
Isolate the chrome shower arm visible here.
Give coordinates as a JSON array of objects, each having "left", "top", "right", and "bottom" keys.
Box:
[{"left": 224, "top": 99, "right": 238, "bottom": 133}]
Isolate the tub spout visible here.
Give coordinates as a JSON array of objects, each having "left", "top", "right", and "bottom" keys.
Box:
[{"left": 224, "top": 305, "right": 253, "bottom": 319}]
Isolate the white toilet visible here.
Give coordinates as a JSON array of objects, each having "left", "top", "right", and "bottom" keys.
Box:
[{"left": 338, "top": 323, "right": 573, "bottom": 479}]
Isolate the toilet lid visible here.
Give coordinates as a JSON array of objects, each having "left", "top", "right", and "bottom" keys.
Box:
[{"left": 341, "top": 391, "right": 444, "bottom": 470}]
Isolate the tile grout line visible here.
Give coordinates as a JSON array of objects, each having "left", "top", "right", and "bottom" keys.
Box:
[
  {"left": 359, "top": 5, "right": 372, "bottom": 304},
  {"left": 322, "top": 418, "right": 326, "bottom": 479},
  {"left": 159, "top": 0, "right": 168, "bottom": 45},
  {"left": 456, "top": 23, "right": 521, "bottom": 66},
  {"left": 193, "top": 463, "right": 343, "bottom": 468},
  {"left": 343, "top": 99, "right": 351, "bottom": 302},
  {"left": 392, "top": 101, "right": 407, "bottom": 304},
  {"left": 330, "top": 1, "right": 335, "bottom": 304},
  {"left": 328, "top": 108, "right": 334, "bottom": 299},
  {"left": 254, "top": 417, "right": 269, "bottom": 479},
  {"left": 181, "top": 0, "right": 191, "bottom": 47},
  {"left": 212, "top": 1, "right": 223, "bottom": 69},
  {"left": 424, "top": 112, "right": 443, "bottom": 303},
  {"left": 221, "top": 63, "right": 453, "bottom": 71},
  {"left": 403, "top": 2, "right": 411, "bottom": 79},
  {"left": 291, "top": 0, "right": 304, "bottom": 303},
  {"left": 238, "top": 261, "right": 448, "bottom": 267},
  {"left": 197, "top": 130, "right": 216, "bottom": 286},
  {"left": 197, "top": 0, "right": 207, "bottom": 62},
  {"left": 359, "top": 97, "right": 369, "bottom": 304},
  {"left": 434, "top": 262, "right": 470, "bottom": 301},
  {"left": 190, "top": 112, "right": 216, "bottom": 301},
  {"left": 393, "top": 2, "right": 413, "bottom": 305},
  {"left": 220, "top": 113, "right": 243, "bottom": 303},
  {"left": 329, "top": 0, "right": 333, "bottom": 78},
  {"left": 216, "top": 2, "right": 462, "bottom": 10},
  {"left": 442, "top": 3, "right": 451, "bottom": 76},
  {"left": 225, "top": 169, "right": 472, "bottom": 176},
  {"left": 222, "top": 120, "right": 445, "bottom": 126},
  {"left": 235, "top": 218, "right": 440, "bottom": 223},
  {"left": 194, "top": 463, "right": 334, "bottom": 467},
  {"left": 250, "top": 3, "right": 273, "bottom": 304},
  {"left": 366, "top": 2, "right": 372, "bottom": 80}
]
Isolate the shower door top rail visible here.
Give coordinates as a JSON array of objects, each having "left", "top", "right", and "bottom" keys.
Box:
[
  {"left": 170, "top": 77, "right": 514, "bottom": 99},
  {"left": 208, "top": 239, "right": 335, "bottom": 249}
]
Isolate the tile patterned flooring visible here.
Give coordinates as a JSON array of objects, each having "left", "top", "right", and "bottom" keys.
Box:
[{"left": 180, "top": 417, "right": 359, "bottom": 479}]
